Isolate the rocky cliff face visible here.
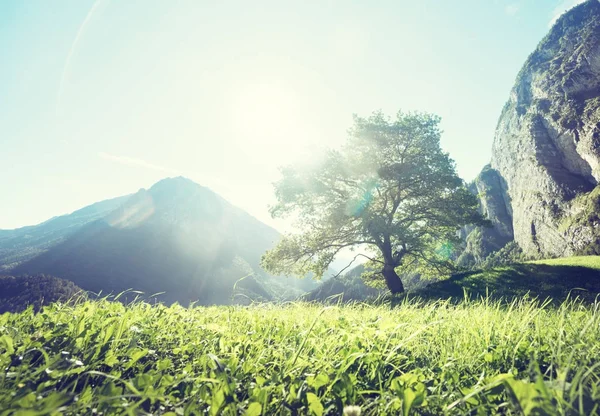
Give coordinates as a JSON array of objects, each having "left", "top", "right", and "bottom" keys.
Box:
[
  {"left": 458, "top": 165, "right": 514, "bottom": 265},
  {"left": 468, "top": 0, "right": 600, "bottom": 260}
]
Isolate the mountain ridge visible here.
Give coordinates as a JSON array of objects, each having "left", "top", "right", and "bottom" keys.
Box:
[
  {"left": 0, "top": 194, "right": 131, "bottom": 271},
  {"left": 2, "top": 177, "right": 319, "bottom": 304}
]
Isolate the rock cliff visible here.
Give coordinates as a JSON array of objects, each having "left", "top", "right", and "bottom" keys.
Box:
[
  {"left": 458, "top": 165, "right": 513, "bottom": 265},
  {"left": 465, "top": 0, "right": 600, "bottom": 261}
]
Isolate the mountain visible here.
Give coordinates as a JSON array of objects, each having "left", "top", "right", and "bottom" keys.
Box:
[
  {"left": 0, "top": 195, "right": 130, "bottom": 271},
  {"left": 4, "top": 177, "right": 318, "bottom": 305},
  {"left": 462, "top": 0, "right": 600, "bottom": 263}
]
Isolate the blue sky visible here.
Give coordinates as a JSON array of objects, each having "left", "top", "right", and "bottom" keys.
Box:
[{"left": 0, "top": 0, "right": 588, "bottom": 230}]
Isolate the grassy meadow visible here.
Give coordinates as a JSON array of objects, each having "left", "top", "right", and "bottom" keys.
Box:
[
  {"left": 2, "top": 256, "right": 600, "bottom": 415},
  {"left": 1, "top": 294, "right": 600, "bottom": 414}
]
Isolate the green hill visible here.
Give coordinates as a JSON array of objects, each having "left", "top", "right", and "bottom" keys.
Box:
[{"left": 414, "top": 256, "right": 600, "bottom": 303}]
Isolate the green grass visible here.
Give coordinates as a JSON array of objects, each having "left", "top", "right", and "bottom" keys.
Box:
[
  {"left": 529, "top": 256, "right": 600, "bottom": 269},
  {"left": 414, "top": 256, "right": 600, "bottom": 304},
  {"left": 1, "top": 296, "right": 600, "bottom": 415}
]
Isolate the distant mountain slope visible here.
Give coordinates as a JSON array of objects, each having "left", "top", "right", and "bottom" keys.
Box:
[
  {"left": 303, "top": 265, "right": 383, "bottom": 302},
  {"left": 10, "top": 177, "right": 316, "bottom": 305},
  {"left": 0, "top": 274, "right": 85, "bottom": 314},
  {"left": 304, "top": 264, "right": 429, "bottom": 303},
  {"left": 0, "top": 195, "right": 130, "bottom": 271}
]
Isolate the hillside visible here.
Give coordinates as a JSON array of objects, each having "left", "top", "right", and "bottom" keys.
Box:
[
  {"left": 414, "top": 256, "right": 600, "bottom": 303},
  {"left": 3, "top": 178, "right": 319, "bottom": 305},
  {"left": 0, "top": 274, "right": 85, "bottom": 314}
]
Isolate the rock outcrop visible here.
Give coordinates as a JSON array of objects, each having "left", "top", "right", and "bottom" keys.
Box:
[
  {"left": 458, "top": 165, "right": 514, "bottom": 265},
  {"left": 466, "top": 0, "right": 600, "bottom": 261}
]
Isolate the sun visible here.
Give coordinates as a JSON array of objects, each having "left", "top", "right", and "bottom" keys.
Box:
[
  {"left": 224, "top": 77, "right": 332, "bottom": 178},
  {"left": 230, "top": 81, "right": 300, "bottom": 148}
]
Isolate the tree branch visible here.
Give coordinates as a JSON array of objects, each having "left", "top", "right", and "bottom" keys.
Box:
[{"left": 331, "top": 253, "right": 384, "bottom": 279}]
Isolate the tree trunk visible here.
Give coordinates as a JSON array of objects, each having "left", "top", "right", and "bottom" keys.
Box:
[{"left": 382, "top": 264, "right": 405, "bottom": 294}]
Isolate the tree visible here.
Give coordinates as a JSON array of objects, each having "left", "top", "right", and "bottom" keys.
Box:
[{"left": 261, "top": 111, "right": 488, "bottom": 293}]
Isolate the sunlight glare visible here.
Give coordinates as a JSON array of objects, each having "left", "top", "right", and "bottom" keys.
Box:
[{"left": 229, "top": 80, "right": 315, "bottom": 164}]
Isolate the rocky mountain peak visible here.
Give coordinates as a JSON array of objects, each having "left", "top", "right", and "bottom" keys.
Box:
[{"left": 463, "top": 0, "right": 600, "bottom": 263}]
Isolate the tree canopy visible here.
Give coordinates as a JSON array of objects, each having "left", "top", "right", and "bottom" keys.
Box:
[{"left": 262, "top": 111, "right": 487, "bottom": 293}]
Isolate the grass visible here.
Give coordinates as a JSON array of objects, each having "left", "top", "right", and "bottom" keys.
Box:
[
  {"left": 414, "top": 256, "right": 600, "bottom": 304},
  {"left": 2, "top": 257, "right": 600, "bottom": 415},
  {"left": 1, "top": 295, "right": 600, "bottom": 415},
  {"left": 529, "top": 256, "right": 600, "bottom": 268}
]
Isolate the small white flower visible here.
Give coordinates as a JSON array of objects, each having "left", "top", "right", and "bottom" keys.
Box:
[
  {"left": 68, "top": 358, "right": 84, "bottom": 366},
  {"left": 343, "top": 405, "right": 361, "bottom": 416},
  {"left": 129, "top": 325, "right": 141, "bottom": 333}
]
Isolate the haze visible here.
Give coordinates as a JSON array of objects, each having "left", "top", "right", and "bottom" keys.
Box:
[{"left": 0, "top": 0, "right": 585, "bottom": 230}]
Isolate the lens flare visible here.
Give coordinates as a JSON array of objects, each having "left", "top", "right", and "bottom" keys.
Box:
[
  {"left": 345, "top": 178, "right": 378, "bottom": 217},
  {"left": 436, "top": 241, "right": 455, "bottom": 260}
]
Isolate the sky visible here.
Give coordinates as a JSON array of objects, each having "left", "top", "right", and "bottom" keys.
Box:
[{"left": 0, "top": 0, "right": 590, "bottom": 231}]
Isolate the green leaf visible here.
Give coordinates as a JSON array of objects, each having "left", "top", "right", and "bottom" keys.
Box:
[
  {"left": 16, "top": 392, "right": 37, "bottom": 408},
  {"left": 308, "top": 373, "right": 329, "bottom": 390},
  {"left": 38, "top": 392, "right": 70, "bottom": 412},
  {"left": 125, "top": 348, "right": 148, "bottom": 369},
  {"left": 104, "top": 352, "right": 119, "bottom": 367},
  {"left": 402, "top": 387, "right": 425, "bottom": 415},
  {"left": 210, "top": 389, "right": 225, "bottom": 416},
  {"left": 101, "top": 381, "right": 122, "bottom": 397},
  {"left": 12, "top": 411, "right": 39, "bottom": 416},
  {"left": 102, "top": 321, "right": 115, "bottom": 344},
  {"left": 77, "top": 386, "right": 93, "bottom": 406},
  {"left": 402, "top": 388, "right": 416, "bottom": 415},
  {"left": 245, "top": 402, "right": 262, "bottom": 416},
  {"left": 306, "top": 393, "right": 324, "bottom": 416},
  {"left": 0, "top": 335, "right": 14, "bottom": 355},
  {"left": 157, "top": 358, "right": 172, "bottom": 371}
]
